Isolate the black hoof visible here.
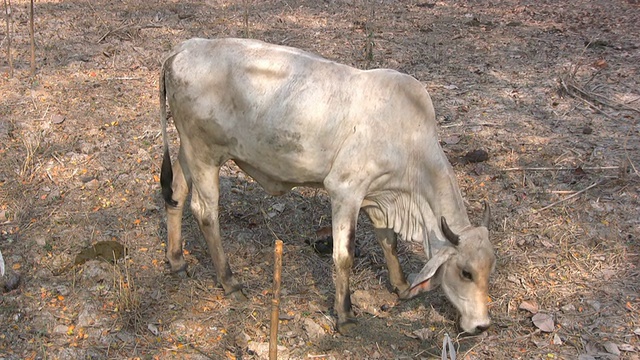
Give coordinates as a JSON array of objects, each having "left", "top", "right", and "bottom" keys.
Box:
[
  {"left": 227, "top": 289, "right": 248, "bottom": 302},
  {"left": 337, "top": 319, "right": 358, "bottom": 335}
]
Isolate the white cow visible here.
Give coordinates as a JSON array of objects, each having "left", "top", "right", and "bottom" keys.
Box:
[{"left": 159, "top": 38, "right": 495, "bottom": 335}]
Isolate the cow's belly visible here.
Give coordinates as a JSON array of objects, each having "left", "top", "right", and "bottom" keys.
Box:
[{"left": 233, "top": 159, "right": 324, "bottom": 195}]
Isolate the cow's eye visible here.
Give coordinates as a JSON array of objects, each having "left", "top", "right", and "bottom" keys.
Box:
[{"left": 462, "top": 270, "right": 473, "bottom": 281}]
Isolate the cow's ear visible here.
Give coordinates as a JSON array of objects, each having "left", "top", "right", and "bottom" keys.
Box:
[{"left": 406, "top": 247, "right": 456, "bottom": 298}]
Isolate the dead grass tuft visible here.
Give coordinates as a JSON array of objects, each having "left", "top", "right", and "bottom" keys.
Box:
[{"left": 112, "top": 259, "right": 143, "bottom": 332}]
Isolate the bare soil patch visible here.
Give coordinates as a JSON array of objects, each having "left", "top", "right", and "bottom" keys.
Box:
[{"left": 1, "top": 0, "right": 638, "bottom": 359}]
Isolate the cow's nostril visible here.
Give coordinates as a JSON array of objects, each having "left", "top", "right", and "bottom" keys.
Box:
[{"left": 475, "top": 324, "right": 490, "bottom": 333}]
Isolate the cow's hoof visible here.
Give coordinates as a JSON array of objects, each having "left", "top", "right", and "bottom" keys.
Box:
[
  {"left": 397, "top": 287, "right": 413, "bottom": 300},
  {"left": 337, "top": 319, "right": 358, "bottom": 335},
  {"left": 168, "top": 260, "right": 188, "bottom": 276},
  {"left": 171, "top": 268, "right": 190, "bottom": 279},
  {"left": 228, "top": 289, "right": 248, "bottom": 302}
]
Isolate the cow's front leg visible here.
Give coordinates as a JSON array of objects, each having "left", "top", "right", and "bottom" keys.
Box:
[
  {"left": 374, "top": 228, "right": 411, "bottom": 298},
  {"left": 330, "top": 203, "right": 359, "bottom": 334},
  {"left": 190, "top": 168, "right": 246, "bottom": 302}
]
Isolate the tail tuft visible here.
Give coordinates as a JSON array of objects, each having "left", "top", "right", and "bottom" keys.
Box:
[{"left": 161, "top": 149, "right": 178, "bottom": 207}]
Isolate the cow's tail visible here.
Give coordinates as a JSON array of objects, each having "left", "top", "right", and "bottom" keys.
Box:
[{"left": 160, "top": 60, "right": 178, "bottom": 207}]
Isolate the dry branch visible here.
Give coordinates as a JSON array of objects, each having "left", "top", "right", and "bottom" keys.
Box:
[
  {"left": 503, "top": 166, "right": 619, "bottom": 172},
  {"left": 535, "top": 179, "right": 605, "bottom": 212},
  {"left": 269, "top": 239, "right": 284, "bottom": 360},
  {"left": 441, "top": 122, "right": 498, "bottom": 129},
  {"left": 560, "top": 76, "right": 640, "bottom": 115},
  {"left": 97, "top": 22, "right": 162, "bottom": 43}
]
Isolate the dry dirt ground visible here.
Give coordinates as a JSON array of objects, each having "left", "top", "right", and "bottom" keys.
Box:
[{"left": 1, "top": 0, "right": 639, "bottom": 359}]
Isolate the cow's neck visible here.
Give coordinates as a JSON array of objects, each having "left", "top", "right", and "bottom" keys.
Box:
[{"left": 364, "top": 156, "right": 471, "bottom": 250}]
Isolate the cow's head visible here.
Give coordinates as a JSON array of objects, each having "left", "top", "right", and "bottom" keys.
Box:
[{"left": 408, "top": 202, "right": 495, "bottom": 334}]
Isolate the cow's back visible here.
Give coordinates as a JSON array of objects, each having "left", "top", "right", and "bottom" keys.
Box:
[{"left": 163, "top": 38, "right": 438, "bottom": 188}]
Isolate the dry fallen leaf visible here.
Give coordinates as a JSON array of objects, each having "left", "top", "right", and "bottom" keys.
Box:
[
  {"left": 593, "top": 59, "right": 608, "bottom": 69},
  {"left": 618, "top": 344, "right": 635, "bottom": 352},
  {"left": 532, "top": 312, "right": 554, "bottom": 332},
  {"left": 578, "top": 355, "right": 596, "bottom": 360},
  {"left": 443, "top": 136, "right": 460, "bottom": 145},
  {"left": 603, "top": 341, "right": 620, "bottom": 356},
  {"left": 51, "top": 114, "right": 65, "bottom": 124},
  {"left": 147, "top": 323, "right": 160, "bottom": 336},
  {"left": 412, "top": 328, "right": 434, "bottom": 341},
  {"left": 519, "top": 300, "right": 539, "bottom": 314},
  {"left": 553, "top": 333, "right": 563, "bottom": 345}
]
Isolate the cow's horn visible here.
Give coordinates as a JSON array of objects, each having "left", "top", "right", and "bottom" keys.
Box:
[
  {"left": 481, "top": 201, "right": 491, "bottom": 228},
  {"left": 441, "top": 217, "right": 460, "bottom": 246}
]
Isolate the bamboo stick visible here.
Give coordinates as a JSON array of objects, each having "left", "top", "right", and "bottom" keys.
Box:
[{"left": 269, "top": 239, "right": 283, "bottom": 360}]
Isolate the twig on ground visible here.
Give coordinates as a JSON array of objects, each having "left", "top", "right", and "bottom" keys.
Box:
[
  {"left": 503, "top": 166, "right": 619, "bottom": 172},
  {"left": 560, "top": 76, "right": 640, "bottom": 115},
  {"left": 97, "top": 22, "right": 162, "bottom": 43},
  {"left": 535, "top": 179, "right": 605, "bottom": 212},
  {"left": 623, "top": 121, "right": 640, "bottom": 179},
  {"left": 441, "top": 122, "right": 498, "bottom": 128},
  {"left": 106, "top": 77, "right": 142, "bottom": 81}
]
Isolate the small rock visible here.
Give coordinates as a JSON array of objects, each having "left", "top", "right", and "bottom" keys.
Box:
[
  {"left": 248, "top": 341, "right": 288, "bottom": 359},
  {"left": 303, "top": 318, "right": 325, "bottom": 341},
  {"left": 81, "top": 260, "right": 112, "bottom": 283},
  {"left": 36, "top": 237, "right": 47, "bottom": 247},
  {"left": 55, "top": 284, "right": 70, "bottom": 296},
  {"left": 235, "top": 331, "right": 251, "bottom": 348},
  {"left": 236, "top": 231, "right": 254, "bottom": 243},
  {"left": 561, "top": 303, "right": 576, "bottom": 312},
  {"left": 586, "top": 299, "right": 601, "bottom": 312},
  {"left": 84, "top": 179, "right": 100, "bottom": 190},
  {"left": 77, "top": 303, "right": 100, "bottom": 328},
  {"left": 582, "top": 126, "right": 593, "bottom": 135},
  {"left": 443, "top": 136, "right": 460, "bottom": 145},
  {"left": 53, "top": 324, "right": 69, "bottom": 335}
]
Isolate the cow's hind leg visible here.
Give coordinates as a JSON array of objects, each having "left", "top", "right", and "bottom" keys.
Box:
[
  {"left": 164, "top": 149, "right": 191, "bottom": 275},
  {"left": 374, "top": 228, "right": 411, "bottom": 299},
  {"left": 190, "top": 166, "right": 246, "bottom": 301}
]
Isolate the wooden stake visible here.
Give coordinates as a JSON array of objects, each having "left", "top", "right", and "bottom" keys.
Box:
[
  {"left": 3, "top": 0, "right": 12, "bottom": 78},
  {"left": 29, "top": 0, "right": 35, "bottom": 76},
  {"left": 269, "top": 239, "right": 283, "bottom": 360}
]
